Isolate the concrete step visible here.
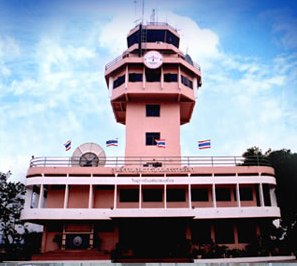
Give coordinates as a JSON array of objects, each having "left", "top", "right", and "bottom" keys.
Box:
[{"left": 32, "top": 249, "right": 110, "bottom": 260}]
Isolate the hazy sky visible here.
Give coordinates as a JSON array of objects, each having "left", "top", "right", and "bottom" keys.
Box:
[{"left": 0, "top": 0, "right": 296, "bottom": 182}]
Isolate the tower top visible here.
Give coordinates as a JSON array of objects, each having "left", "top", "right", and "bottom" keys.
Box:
[{"left": 127, "top": 22, "right": 180, "bottom": 50}]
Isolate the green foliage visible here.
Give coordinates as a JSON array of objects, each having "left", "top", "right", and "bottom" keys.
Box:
[
  {"left": 242, "top": 147, "right": 297, "bottom": 254},
  {"left": 0, "top": 171, "right": 43, "bottom": 260},
  {"left": 0, "top": 171, "right": 25, "bottom": 248}
]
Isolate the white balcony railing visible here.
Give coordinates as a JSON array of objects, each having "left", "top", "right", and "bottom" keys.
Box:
[{"left": 29, "top": 156, "right": 271, "bottom": 168}]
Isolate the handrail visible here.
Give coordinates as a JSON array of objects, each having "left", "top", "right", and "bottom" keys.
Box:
[{"left": 29, "top": 156, "right": 271, "bottom": 168}]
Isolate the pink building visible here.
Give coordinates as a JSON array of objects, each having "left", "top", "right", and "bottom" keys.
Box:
[{"left": 21, "top": 22, "right": 280, "bottom": 262}]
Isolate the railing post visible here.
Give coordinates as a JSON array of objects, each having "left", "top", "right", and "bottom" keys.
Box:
[{"left": 211, "top": 156, "right": 214, "bottom": 167}]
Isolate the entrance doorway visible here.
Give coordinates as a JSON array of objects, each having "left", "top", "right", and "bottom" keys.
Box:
[{"left": 118, "top": 218, "right": 189, "bottom": 258}]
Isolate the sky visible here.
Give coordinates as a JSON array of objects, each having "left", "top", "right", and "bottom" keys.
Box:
[{"left": 0, "top": 0, "right": 296, "bottom": 182}]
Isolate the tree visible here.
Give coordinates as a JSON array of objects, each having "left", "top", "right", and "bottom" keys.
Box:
[
  {"left": 242, "top": 147, "right": 297, "bottom": 255},
  {"left": 0, "top": 171, "right": 26, "bottom": 259}
]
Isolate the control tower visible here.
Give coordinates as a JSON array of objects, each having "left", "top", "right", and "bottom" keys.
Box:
[{"left": 105, "top": 22, "right": 202, "bottom": 157}]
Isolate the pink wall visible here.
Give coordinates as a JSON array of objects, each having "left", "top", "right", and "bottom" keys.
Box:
[
  {"left": 68, "top": 185, "right": 89, "bottom": 208},
  {"left": 46, "top": 187, "right": 65, "bottom": 208},
  {"left": 93, "top": 188, "right": 114, "bottom": 208},
  {"left": 44, "top": 231, "right": 59, "bottom": 252},
  {"left": 125, "top": 102, "right": 181, "bottom": 157}
]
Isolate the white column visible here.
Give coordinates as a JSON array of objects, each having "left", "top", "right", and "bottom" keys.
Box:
[
  {"left": 114, "top": 184, "right": 117, "bottom": 209},
  {"left": 188, "top": 184, "right": 192, "bottom": 209},
  {"left": 236, "top": 182, "right": 241, "bottom": 207},
  {"left": 259, "top": 183, "right": 265, "bottom": 207},
  {"left": 212, "top": 183, "right": 217, "bottom": 208},
  {"left": 139, "top": 184, "right": 142, "bottom": 209},
  {"left": 164, "top": 184, "right": 167, "bottom": 209},
  {"left": 64, "top": 184, "right": 69, "bottom": 208},
  {"left": 38, "top": 184, "right": 44, "bottom": 209},
  {"left": 24, "top": 187, "right": 33, "bottom": 209},
  {"left": 88, "top": 185, "right": 93, "bottom": 208},
  {"left": 270, "top": 186, "right": 277, "bottom": 207}
]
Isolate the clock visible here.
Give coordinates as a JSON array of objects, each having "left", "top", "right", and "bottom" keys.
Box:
[
  {"left": 144, "top": 51, "right": 163, "bottom": 69},
  {"left": 79, "top": 152, "right": 99, "bottom": 167}
]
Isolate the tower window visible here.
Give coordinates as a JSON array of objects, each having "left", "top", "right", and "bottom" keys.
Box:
[
  {"left": 181, "top": 75, "right": 193, "bottom": 89},
  {"left": 164, "top": 73, "right": 178, "bottom": 82},
  {"left": 129, "top": 73, "right": 142, "bottom": 82},
  {"left": 146, "top": 105, "right": 160, "bottom": 117},
  {"left": 146, "top": 132, "right": 160, "bottom": 145},
  {"left": 145, "top": 68, "right": 161, "bottom": 82},
  {"left": 113, "top": 74, "right": 125, "bottom": 89}
]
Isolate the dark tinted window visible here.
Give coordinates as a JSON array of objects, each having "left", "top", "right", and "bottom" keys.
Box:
[
  {"left": 216, "top": 188, "right": 231, "bottom": 201},
  {"left": 127, "top": 31, "right": 140, "bottom": 47},
  {"left": 119, "top": 189, "right": 139, "bottom": 202},
  {"left": 191, "top": 188, "right": 209, "bottom": 201},
  {"left": 239, "top": 187, "right": 253, "bottom": 201},
  {"left": 167, "top": 189, "right": 186, "bottom": 202},
  {"left": 143, "top": 189, "right": 163, "bottom": 202},
  {"left": 146, "top": 68, "right": 161, "bottom": 82},
  {"left": 146, "top": 132, "right": 160, "bottom": 145},
  {"left": 263, "top": 184, "right": 271, "bottom": 206},
  {"left": 129, "top": 73, "right": 142, "bottom": 82},
  {"left": 181, "top": 75, "right": 193, "bottom": 89},
  {"left": 113, "top": 75, "right": 125, "bottom": 89},
  {"left": 127, "top": 29, "right": 179, "bottom": 48},
  {"left": 146, "top": 105, "right": 160, "bottom": 117},
  {"left": 164, "top": 73, "right": 178, "bottom": 82}
]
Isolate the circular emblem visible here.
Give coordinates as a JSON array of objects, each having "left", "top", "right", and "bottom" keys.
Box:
[
  {"left": 73, "top": 236, "right": 83, "bottom": 247},
  {"left": 144, "top": 51, "right": 163, "bottom": 69}
]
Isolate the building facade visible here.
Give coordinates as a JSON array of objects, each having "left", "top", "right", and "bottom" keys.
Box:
[{"left": 21, "top": 22, "right": 280, "bottom": 261}]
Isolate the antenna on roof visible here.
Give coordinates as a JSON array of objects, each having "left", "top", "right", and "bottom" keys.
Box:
[
  {"left": 150, "top": 9, "right": 156, "bottom": 23},
  {"left": 141, "top": 0, "right": 145, "bottom": 24}
]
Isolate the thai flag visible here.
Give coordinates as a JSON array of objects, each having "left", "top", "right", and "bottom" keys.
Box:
[
  {"left": 198, "top": 139, "right": 211, "bottom": 149},
  {"left": 155, "top": 139, "right": 166, "bottom": 148},
  {"left": 106, "top": 139, "right": 118, "bottom": 147},
  {"left": 64, "top": 140, "right": 71, "bottom": 151}
]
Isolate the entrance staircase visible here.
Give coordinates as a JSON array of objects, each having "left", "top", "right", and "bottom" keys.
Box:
[{"left": 32, "top": 249, "right": 110, "bottom": 261}]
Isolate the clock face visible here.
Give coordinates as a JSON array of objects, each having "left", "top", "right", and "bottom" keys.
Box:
[
  {"left": 79, "top": 152, "right": 99, "bottom": 167},
  {"left": 144, "top": 51, "right": 163, "bottom": 69}
]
